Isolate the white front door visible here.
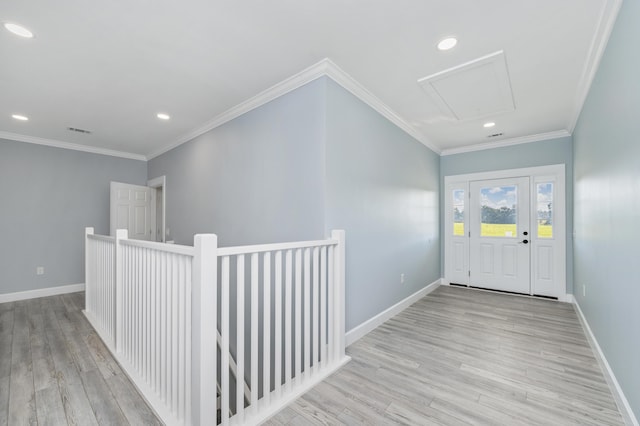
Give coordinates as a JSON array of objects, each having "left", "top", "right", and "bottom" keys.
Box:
[
  {"left": 444, "top": 165, "right": 566, "bottom": 299},
  {"left": 469, "top": 177, "right": 530, "bottom": 294},
  {"left": 110, "top": 182, "right": 156, "bottom": 241}
]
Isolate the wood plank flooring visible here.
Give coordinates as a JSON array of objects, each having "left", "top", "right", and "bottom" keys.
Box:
[
  {"left": 267, "top": 286, "right": 626, "bottom": 426},
  {"left": 1, "top": 286, "right": 626, "bottom": 425},
  {"left": 0, "top": 291, "right": 160, "bottom": 426}
]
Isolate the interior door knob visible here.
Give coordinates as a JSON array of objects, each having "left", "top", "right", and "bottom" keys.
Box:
[{"left": 522, "top": 239, "right": 529, "bottom": 244}]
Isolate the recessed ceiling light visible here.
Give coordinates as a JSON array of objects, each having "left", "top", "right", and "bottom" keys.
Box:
[
  {"left": 483, "top": 122, "right": 496, "bottom": 128},
  {"left": 157, "top": 113, "right": 170, "bottom": 120},
  {"left": 4, "top": 22, "right": 34, "bottom": 38},
  {"left": 437, "top": 37, "right": 457, "bottom": 51},
  {"left": 12, "top": 114, "right": 29, "bottom": 121}
]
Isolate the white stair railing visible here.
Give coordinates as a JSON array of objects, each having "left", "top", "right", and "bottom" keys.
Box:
[
  {"left": 84, "top": 228, "right": 349, "bottom": 426},
  {"left": 216, "top": 329, "right": 251, "bottom": 411}
]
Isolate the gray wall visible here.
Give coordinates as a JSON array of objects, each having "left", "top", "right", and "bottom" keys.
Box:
[
  {"left": 325, "top": 79, "right": 441, "bottom": 330},
  {"left": 573, "top": 0, "right": 640, "bottom": 418},
  {"left": 440, "top": 136, "right": 574, "bottom": 293},
  {"left": 148, "top": 77, "right": 442, "bottom": 332},
  {"left": 149, "top": 79, "right": 327, "bottom": 399},
  {"left": 147, "top": 78, "right": 327, "bottom": 247},
  {"left": 0, "top": 138, "right": 147, "bottom": 294}
]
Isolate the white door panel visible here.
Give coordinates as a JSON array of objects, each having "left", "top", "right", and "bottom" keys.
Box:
[
  {"left": 452, "top": 241, "right": 466, "bottom": 276},
  {"left": 110, "top": 182, "right": 155, "bottom": 241},
  {"left": 446, "top": 184, "right": 469, "bottom": 285},
  {"left": 470, "top": 177, "right": 530, "bottom": 294},
  {"left": 531, "top": 177, "right": 563, "bottom": 298}
]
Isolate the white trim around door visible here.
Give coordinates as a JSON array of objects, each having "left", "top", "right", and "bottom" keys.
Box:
[
  {"left": 444, "top": 164, "right": 567, "bottom": 299},
  {"left": 148, "top": 175, "right": 167, "bottom": 243}
]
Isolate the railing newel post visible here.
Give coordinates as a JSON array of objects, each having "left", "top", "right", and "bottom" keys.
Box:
[
  {"left": 330, "top": 230, "right": 346, "bottom": 359},
  {"left": 85, "top": 227, "right": 94, "bottom": 316},
  {"left": 192, "top": 234, "right": 218, "bottom": 426},
  {"left": 114, "top": 229, "right": 128, "bottom": 352}
]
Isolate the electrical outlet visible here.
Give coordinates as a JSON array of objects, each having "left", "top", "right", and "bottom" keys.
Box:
[
  {"left": 400, "top": 273, "right": 405, "bottom": 284},
  {"left": 583, "top": 284, "right": 586, "bottom": 297},
  {"left": 36, "top": 266, "right": 44, "bottom": 275}
]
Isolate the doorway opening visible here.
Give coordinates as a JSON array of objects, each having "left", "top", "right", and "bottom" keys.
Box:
[{"left": 147, "top": 176, "right": 166, "bottom": 243}]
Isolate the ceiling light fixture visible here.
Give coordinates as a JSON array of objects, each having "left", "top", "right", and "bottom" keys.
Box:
[
  {"left": 12, "top": 114, "right": 29, "bottom": 121},
  {"left": 483, "top": 122, "right": 496, "bottom": 128},
  {"left": 157, "top": 113, "right": 170, "bottom": 120},
  {"left": 4, "top": 22, "right": 34, "bottom": 38},
  {"left": 437, "top": 37, "right": 457, "bottom": 51}
]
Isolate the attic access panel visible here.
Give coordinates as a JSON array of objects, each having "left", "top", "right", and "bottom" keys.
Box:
[{"left": 418, "top": 50, "right": 515, "bottom": 122}]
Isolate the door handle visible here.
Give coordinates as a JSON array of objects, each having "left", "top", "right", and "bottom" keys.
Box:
[{"left": 519, "top": 239, "right": 529, "bottom": 244}]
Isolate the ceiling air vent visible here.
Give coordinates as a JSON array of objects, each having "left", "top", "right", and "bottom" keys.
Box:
[
  {"left": 67, "top": 127, "right": 92, "bottom": 135},
  {"left": 487, "top": 133, "right": 504, "bottom": 138}
]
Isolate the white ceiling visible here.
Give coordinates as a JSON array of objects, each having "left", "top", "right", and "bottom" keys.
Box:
[{"left": 0, "top": 0, "right": 621, "bottom": 159}]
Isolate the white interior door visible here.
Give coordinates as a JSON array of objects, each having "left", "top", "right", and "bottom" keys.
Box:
[
  {"left": 469, "top": 177, "right": 530, "bottom": 294},
  {"left": 110, "top": 182, "right": 156, "bottom": 241}
]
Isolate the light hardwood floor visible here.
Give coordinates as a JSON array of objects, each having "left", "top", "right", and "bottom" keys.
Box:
[
  {"left": 0, "top": 291, "right": 161, "bottom": 425},
  {"left": 1, "top": 287, "right": 626, "bottom": 425},
  {"left": 267, "top": 286, "right": 625, "bottom": 426}
]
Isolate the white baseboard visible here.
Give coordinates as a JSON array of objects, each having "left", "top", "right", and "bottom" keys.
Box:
[
  {"left": 0, "top": 283, "right": 85, "bottom": 304},
  {"left": 573, "top": 299, "right": 639, "bottom": 426},
  {"left": 558, "top": 293, "right": 575, "bottom": 303},
  {"left": 345, "top": 278, "right": 441, "bottom": 347}
]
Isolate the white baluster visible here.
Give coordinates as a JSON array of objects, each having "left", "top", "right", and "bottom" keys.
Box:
[
  {"left": 171, "top": 253, "right": 178, "bottom": 412},
  {"left": 304, "top": 248, "right": 311, "bottom": 379},
  {"left": 250, "top": 253, "right": 259, "bottom": 411},
  {"left": 285, "top": 250, "right": 293, "bottom": 390},
  {"left": 263, "top": 252, "right": 271, "bottom": 406},
  {"left": 178, "top": 255, "right": 186, "bottom": 419},
  {"left": 320, "top": 246, "right": 327, "bottom": 366},
  {"left": 327, "top": 245, "right": 334, "bottom": 364},
  {"left": 151, "top": 250, "right": 157, "bottom": 392},
  {"left": 221, "top": 255, "right": 230, "bottom": 425},
  {"left": 184, "top": 256, "right": 192, "bottom": 426},
  {"left": 274, "top": 250, "right": 282, "bottom": 398},
  {"left": 312, "top": 247, "right": 319, "bottom": 372},
  {"left": 236, "top": 254, "right": 245, "bottom": 422},
  {"left": 295, "top": 249, "right": 302, "bottom": 382}
]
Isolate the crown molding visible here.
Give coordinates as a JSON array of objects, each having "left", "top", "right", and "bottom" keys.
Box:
[
  {"left": 323, "top": 59, "right": 440, "bottom": 154},
  {"left": 440, "top": 129, "right": 571, "bottom": 156},
  {"left": 148, "top": 58, "right": 439, "bottom": 160},
  {"left": 147, "top": 59, "right": 330, "bottom": 159},
  {"left": 0, "top": 131, "right": 147, "bottom": 161},
  {"left": 568, "top": 0, "right": 623, "bottom": 132}
]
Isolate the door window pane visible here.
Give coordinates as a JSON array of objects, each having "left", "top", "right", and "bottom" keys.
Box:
[
  {"left": 480, "top": 185, "right": 517, "bottom": 237},
  {"left": 537, "top": 183, "right": 553, "bottom": 238},
  {"left": 452, "top": 189, "right": 465, "bottom": 236}
]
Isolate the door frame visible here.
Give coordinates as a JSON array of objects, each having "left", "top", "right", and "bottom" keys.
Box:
[
  {"left": 443, "top": 164, "right": 567, "bottom": 300},
  {"left": 147, "top": 175, "right": 166, "bottom": 243}
]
